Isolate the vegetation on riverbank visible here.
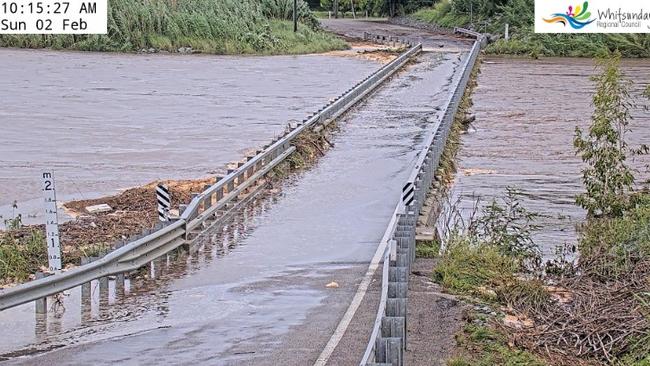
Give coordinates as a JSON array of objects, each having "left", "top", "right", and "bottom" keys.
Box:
[
  {"left": 0, "top": 0, "right": 347, "bottom": 54},
  {"left": 409, "top": 0, "right": 650, "bottom": 57},
  {"left": 434, "top": 55, "right": 650, "bottom": 365},
  {"left": 0, "top": 230, "right": 46, "bottom": 284}
]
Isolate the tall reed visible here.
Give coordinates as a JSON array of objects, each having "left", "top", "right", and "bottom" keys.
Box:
[{"left": 0, "top": 0, "right": 345, "bottom": 54}]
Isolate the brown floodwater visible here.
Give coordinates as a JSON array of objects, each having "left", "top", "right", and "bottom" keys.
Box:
[
  {"left": 0, "top": 49, "right": 381, "bottom": 227},
  {"left": 451, "top": 57, "right": 650, "bottom": 255}
]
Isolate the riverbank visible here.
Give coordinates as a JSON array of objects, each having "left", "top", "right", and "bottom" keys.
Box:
[
  {"left": 437, "top": 190, "right": 650, "bottom": 366},
  {"left": 425, "top": 55, "right": 650, "bottom": 365},
  {"left": 0, "top": 177, "right": 212, "bottom": 286},
  {"left": 0, "top": 0, "right": 347, "bottom": 55}
]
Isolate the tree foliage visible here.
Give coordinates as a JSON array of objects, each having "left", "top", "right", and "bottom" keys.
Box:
[{"left": 574, "top": 53, "right": 648, "bottom": 217}]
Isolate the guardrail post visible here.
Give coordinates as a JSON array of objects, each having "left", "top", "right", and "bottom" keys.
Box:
[
  {"left": 389, "top": 266, "right": 408, "bottom": 282},
  {"left": 374, "top": 336, "right": 391, "bottom": 363},
  {"left": 151, "top": 257, "right": 163, "bottom": 279},
  {"left": 216, "top": 187, "right": 223, "bottom": 202},
  {"left": 203, "top": 185, "right": 212, "bottom": 212},
  {"left": 385, "top": 337, "right": 403, "bottom": 365},
  {"left": 99, "top": 275, "right": 109, "bottom": 307},
  {"left": 386, "top": 298, "right": 406, "bottom": 317},
  {"left": 246, "top": 164, "right": 254, "bottom": 193},
  {"left": 34, "top": 272, "right": 48, "bottom": 314},
  {"left": 114, "top": 242, "right": 126, "bottom": 297},
  {"left": 382, "top": 316, "right": 406, "bottom": 351},
  {"left": 236, "top": 162, "right": 244, "bottom": 187},
  {"left": 227, "top": 172, "right": 235, "bottom": 194},
  {"left": 79, "top": 257, "right": 93, "bottom": 320},
  {"left": 178, "top": 204, "right": 188, "bottom": 217},
  {"left": 80, "top": 257, "right": 92, "bottom": 302}
]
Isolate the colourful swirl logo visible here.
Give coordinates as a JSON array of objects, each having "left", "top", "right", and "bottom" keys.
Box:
[{"left": 543, "top": 1, "right": 596, "bottom": 29}]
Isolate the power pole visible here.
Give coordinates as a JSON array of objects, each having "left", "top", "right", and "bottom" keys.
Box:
[
  {"left": 470, "top": 0, "right": 473, "bottom": 27},
  {"left": 293, "top": 0, "right": 298, "bottom": 32}
]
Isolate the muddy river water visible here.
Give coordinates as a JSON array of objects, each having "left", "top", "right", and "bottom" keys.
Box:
[
  {"left": 0, "top": 49, "right": 380, "bottom": 226},
  {"left": 453, "top": 57, "right": 650, "bottom": 255}
]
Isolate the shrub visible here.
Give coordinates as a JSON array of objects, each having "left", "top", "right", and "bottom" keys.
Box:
[
  {"left": 574, "top": 54, "right": 649, "bottom": 217},
  {"left": 0, "top": 230, "right": 47, "bottom": 283},
  {"left": 577, "top": 195, "right": 650, "bottom": 280}
]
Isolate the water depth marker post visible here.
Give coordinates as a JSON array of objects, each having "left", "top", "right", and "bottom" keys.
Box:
[{"left": 42, "top": 171, "right": 62, "bottom": 272}]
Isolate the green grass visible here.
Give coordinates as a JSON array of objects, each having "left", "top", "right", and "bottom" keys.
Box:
[
  {"left": 0, "top": 0, "right": 347, "bottom": 55},
  {"left": 411, "top": 1, "right": 468, "bottom": 28},
  {"left": 576, "top": 194, "right": 650, "bottom": 280},
  {"left": 0, "top": 230, "right": 47, "bottom": 284},
  {"left": 449, "top": 323, "right": 547, "bottom": 366},
  {"left": 416, "top": 239, "right": 440, "bottom": 258},
  {"left": 433, "top": 238, "right": 521, "bottom": 302},
  {"left": 486, "top": 33, "right": 650, "bottom": 58}
]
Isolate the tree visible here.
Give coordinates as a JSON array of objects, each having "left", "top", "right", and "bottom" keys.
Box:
[{"left": 574, "top": 53, "right": 648, "bottom": 217}]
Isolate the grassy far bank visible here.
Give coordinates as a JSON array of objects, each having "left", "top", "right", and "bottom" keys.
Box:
[
  {"left": 409, "top": 0, "right": 650, "bottom": 57},
  {"left": 431, "top": 55, "right": 650, "bottom": 365},
  {"left": 0, "top": 0, "right": 347, "bottom": 55}
]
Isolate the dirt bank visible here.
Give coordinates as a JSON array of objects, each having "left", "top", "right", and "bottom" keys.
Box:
[{"left": 322, "top": 39, "right": 404, "bottom": 64}]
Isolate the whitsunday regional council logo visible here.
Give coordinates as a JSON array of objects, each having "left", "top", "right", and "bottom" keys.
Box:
[{"left": 535, "top": 0, "right": 650, "bottom": 33}]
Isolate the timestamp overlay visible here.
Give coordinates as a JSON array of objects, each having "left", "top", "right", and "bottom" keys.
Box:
[{"left": 1, "top": 0, "right": 106, "bottom": 34}]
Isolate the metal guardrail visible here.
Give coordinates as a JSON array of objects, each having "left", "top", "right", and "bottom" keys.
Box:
[
  {"left": 360, "top": 32, "right": 485, "bottom": 366},
  {"left": 0, "top": 42, "right": 423, "bottom": 312},
  {"left": 454, "top": 27, "right": 483, "bottom": 40}
]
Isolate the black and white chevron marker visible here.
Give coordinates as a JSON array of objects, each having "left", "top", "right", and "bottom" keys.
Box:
[
  {"left": 156, "top": 184, "right": 171, "bottom": 222},
  {"left": 402, "top": 181, "right": 415, "bottom": 207}
]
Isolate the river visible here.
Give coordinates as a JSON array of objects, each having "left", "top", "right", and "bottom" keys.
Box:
[
  {"left": 0, "top": 49, "right": 380, "bottom": 227},
  {"left": 452, "top": 57, "right": 650, "bottom": 255}
]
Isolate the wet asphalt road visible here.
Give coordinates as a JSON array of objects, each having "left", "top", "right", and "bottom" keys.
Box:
[{"left": 0, "top": 46, "right": 469, "bottom": 364}]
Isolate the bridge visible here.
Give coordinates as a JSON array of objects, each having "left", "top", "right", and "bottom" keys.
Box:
[{"left": 0, "top": 22, "right": 483, "bottom": 366}]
